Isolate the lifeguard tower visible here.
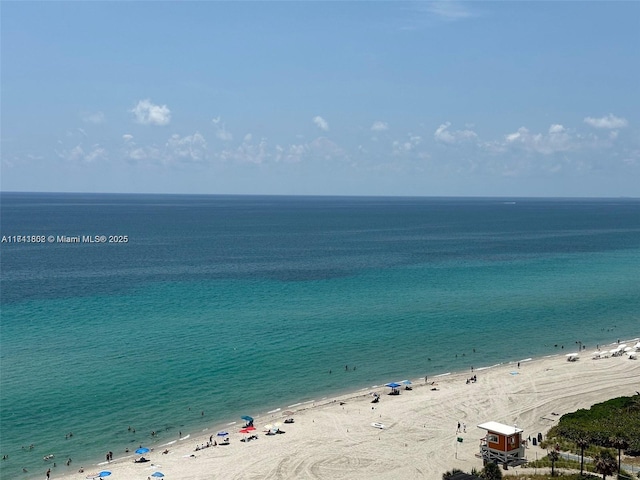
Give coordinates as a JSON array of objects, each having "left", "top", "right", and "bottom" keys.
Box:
[{"left": 477, "top": 421, "right": 526, "bottom": 467}]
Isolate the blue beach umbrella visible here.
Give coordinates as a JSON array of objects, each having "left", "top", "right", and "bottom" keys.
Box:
[
  {"left": 217, "top": 431, "right": 229, "bottom": 437},
  {"left": 98, "top": 471, "right": 112, "bottom": 478},
  {"left": 385, "top": 382, "right": 402, "bottom": 395},
  {"left": 135, "top": 447, "right": 150, "bottom": 454},
  {"left": 151, "top": 472, "right": 165, "bottom": 478},
  {"left": 241, "top": 415, "right": 254, "bottom": 422}
]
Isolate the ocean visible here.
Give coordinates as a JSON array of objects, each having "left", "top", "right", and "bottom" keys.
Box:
[{"left": 1, "top": 193, "right": 639, "bottom": 479}]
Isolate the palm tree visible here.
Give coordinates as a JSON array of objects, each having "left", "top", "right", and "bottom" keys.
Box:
[
  {"left": 594, "top": 450, "right": 617, "bottom": 480},
  {"left": 575, "top": 436, "right": 590, "bottom": 476},
  {"left": 608, "top": 436, "right": 628, "bottom": 475},
  {"left": 548, "top": 450, "right": 560, "bottom": 476}
]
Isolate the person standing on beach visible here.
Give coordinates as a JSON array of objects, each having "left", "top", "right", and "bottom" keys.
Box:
[
  {"left": 46, "top": 468, "right": 51, "bottom": 479},
  {"left": 457, "top": 422, "right": 460, "bottom": 432}
]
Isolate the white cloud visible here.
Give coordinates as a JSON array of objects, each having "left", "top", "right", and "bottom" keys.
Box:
[
  {"left": 313, "top": 116, "right": 329, "bottom": 132},
  {"left": 392, "top": 133, "right": 423, "bottom": 156},
  {"left": 81, "top": 111, "right": 105, "bottom": 124},
  {"left": 434, "top": 123, "right": 454, "bottom": 143},
  {"left": 502, "top": 125, "right": 572, "bottom": 155},
  {"left": 68, "top": 145, "right": 84, "bottom": 162},
  {"left": 128, "top": 148, "right": 148, "bottom": 161},
  {"left": 434, "top": 122, "right": 477, "bottom": 144},
  {"left": 583, "top": 114, "right": 628, "bottom": 129},
  {"left": 130, "top": 99, "right": 171, "bottom": 126},
  {"left": 123, "top": 133, "right": 207, "bottom": 165},
  {"left": 216, "top": 129, "right": 233, "bottom": 141},
  {"left": 84, "top": 145, "right": 108, "bottom": 163},
  {"left": 284, "top": 144, "right": 307, "bottom": 163},
  {"left": 166, "top": 132, "right": 208, "bottom": 162},
  {"left": 57, "top": 143, "right": 108, "bottom": 163},
  {"left": 309, "top": 137, "right": 347, "bottom": 160},
  {"left": 371, "top": 121, "right": 389, "bottom": 132},
  {"left": 479, "top": 120, "right": 630, "bottom": 167},
  {"left": 212, "top": 116, "right": 233, "bottom": 141},
  {"left": 217, "top": 136, "right": 271, "bottom": 164}
]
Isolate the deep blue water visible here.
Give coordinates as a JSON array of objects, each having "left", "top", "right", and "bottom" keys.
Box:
[{"left": 1, "top": 193, "right": 639, "bottom": 479}]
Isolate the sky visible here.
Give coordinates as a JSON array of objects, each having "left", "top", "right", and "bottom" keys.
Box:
[{"left": 1, "top": 1, "right": 639, "bottom": 197}]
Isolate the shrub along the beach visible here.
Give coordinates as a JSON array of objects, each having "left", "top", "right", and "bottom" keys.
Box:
[
  {"left": 442, "top": 468, "right": 465, "bottom": 479},
  {"left": 481, "top": 462, "right": 503, "bottom": 480},
  {"left": 442, "top": 467, "right": 613, "bottom": 480},
  {"left": 506, "top": 475, "right": 600, "bottom": 480},
  {"left": 442, "top": 463, "right": 503, "bottom": 480},
  {"left": 526, "top": 452, "right": 636, "bottom": 479},
  {"left": 545, "top": 395, "right": 640, "bottom": 455}
]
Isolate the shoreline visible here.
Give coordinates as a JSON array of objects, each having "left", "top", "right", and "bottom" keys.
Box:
[{"left": 26, "top": 337, "right": 639, "bottom": 480}]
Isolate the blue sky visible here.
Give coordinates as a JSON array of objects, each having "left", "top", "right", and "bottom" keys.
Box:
[{"left": 2, "top": 1, "right": 639, "bottom": 196}]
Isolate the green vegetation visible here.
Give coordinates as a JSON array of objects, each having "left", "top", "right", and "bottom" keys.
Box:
[
  {"left": 444, "top": 395, "right": 640, "bottom": 480},
  {"left": 442, "top": 463, "right": 504, "bottom": 479},
  {"left": 527, "top": 455, "right": 582, "bottom": 470},
  {"left": 527, "top": 452, "right": 636, "bottom": 478},
  {"left": 593, "top": 450, "right": 617, "bottom": 479},
  {"left": 482, "top": 462, "right": 503, "bottom": 480},
  {"left": 544, "top": 395, "right": 640, "bottom": 455},
  {"left": 443, "top": 468, "right": 464, "bottom": 478},
  {"left": 505, "top": 475, "right": 600, "bottom": 480}
]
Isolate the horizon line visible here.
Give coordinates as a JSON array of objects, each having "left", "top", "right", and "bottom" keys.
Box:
[{"left": 1, "top": 190, "right": 639, "bottom": 201}]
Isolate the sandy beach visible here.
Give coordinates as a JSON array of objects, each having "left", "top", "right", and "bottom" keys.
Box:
[{"left": 53, "top": 343, "right": 639, "bottom": 480}]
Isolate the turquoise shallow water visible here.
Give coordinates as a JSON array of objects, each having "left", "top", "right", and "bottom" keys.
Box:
[{"left": 1, "top": 194, "right": 639, "bottom": 479}]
